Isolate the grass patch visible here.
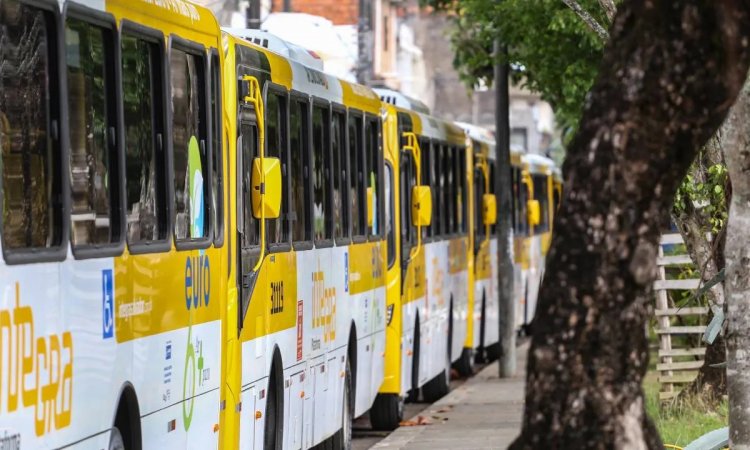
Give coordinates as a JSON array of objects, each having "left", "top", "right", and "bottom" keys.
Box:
[{"left": 644, "top": 372, "right": 727, "bottom": 447}]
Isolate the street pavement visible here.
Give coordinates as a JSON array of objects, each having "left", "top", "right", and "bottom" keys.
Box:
[{"left": 362, "top": 343, "right": 528, "bottom": 449}]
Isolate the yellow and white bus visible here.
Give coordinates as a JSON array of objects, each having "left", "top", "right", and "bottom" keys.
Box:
[
  {"left": 0, "top": 0, "right": 390, "bottom": 448},
  {"left": 0, "top": 0, "right": 227, "bottom": 448},
  {"left": 220, "top": 28, "right": 387, "bottom": 450},
  {"left": 513, "top": 153, "right": 556, "bottom": 331},
  {"left": 458, "top": 123, "right": 501, "bottom": 362},
  {"left": 369, "top": 91, "right": 469, "bottom": 429}
]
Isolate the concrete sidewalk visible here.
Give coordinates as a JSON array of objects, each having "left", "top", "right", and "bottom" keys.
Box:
[{"left": 372, "top": 345, "right": 528, "bottom": 450}]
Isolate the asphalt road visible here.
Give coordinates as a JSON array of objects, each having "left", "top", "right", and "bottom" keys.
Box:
[{"left": 352, "top": 366, "right": 487, "bottom": 450}]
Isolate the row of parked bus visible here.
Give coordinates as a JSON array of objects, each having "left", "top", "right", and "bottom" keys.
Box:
[{"left": 0, "top": 0, "right": 561, "bottom": 449}]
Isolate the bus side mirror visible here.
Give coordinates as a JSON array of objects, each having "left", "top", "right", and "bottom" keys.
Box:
[
  {"left": 527, "top": 199, "right": 540, "bottom": 227},
  {"left": 411, "top": 185, "right": 432, "bottom": 227},
  {"left": 251, "top": 157, "right": 282, "bottom": 219},
  {"left": 367, "top": 186, "right": 374, "bottom": 228},
  {"left": 483, "top": 194, "right": 497, "bottom": 226}
]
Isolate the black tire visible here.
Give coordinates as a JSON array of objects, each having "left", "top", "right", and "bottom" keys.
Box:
[
  {"left": 109, "top": 427, "right": 125, "bottom": 450},
  {"left": 332, "top": 360, "right": 353, "bottom": 450},
  {"left": 485, "top": 342, "right": 500, "bottom": 361},
  {"left": 369, "top": 393, "right": 404, "bottom": 431},
  {"left": 264, "top": 372, "right": 282, "bottom": 450},
  {"left": 406, "top": 319, "right": 420, "bottom": 403},
  {"left": 454, "top": 347, "right": 474, "bottom": 377}
]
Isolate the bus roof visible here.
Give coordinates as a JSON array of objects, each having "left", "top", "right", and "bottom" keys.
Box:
[{"left": 224, "top": 28, "right": 381, "bottom": 113}]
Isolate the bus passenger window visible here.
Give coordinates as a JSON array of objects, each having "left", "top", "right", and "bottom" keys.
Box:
[
  {"left": 332, "top": 110, "right": 348, "bottom": 240},
  {"left": 366, "top": 117, "right": 380, "bottom": 237},
  {"left": 210, "top": 53, "right": 224, "bottom": 246},
  {"left": 433, "top": 143, "right": 442, "bottom": 237},
  {"left": 385, "top": 163, "right": 395, "bottom": 267},
  {"left": 443, "top": 146, "right": 454, "bottom": 234},
  {"left": 290, "top": 99, "right": 310, "bottom": 242},
  {"left": 420, "top": 138, "right": 431, "bottom": 238},
  {"left": 349, "top": 113, "right": 365, "bottom": 238},
  {"left": 0, "top": 4, "right": 63, "bottom": 251},
  {"left": 456, "top": 147, "right": 467, "bottom": 234},
  {"left": 66, "top": 19, "right": 120, "bottom": 248},
  {"left": 267, "top": 92, "right": 289, "bottom": 245},
  {"left": 312, "top": 105, "right": 331, "bottom": 241},
  {"left": 170, "top": 48, "right": 209, "bottom": 241},
  {"left": 240, "top": 119, "right": 259, "bottom": 247},
  {"left": 532, "top": 174, "right": 549, "bottom": 233},
  {"left": 122, "top": 35, "right": 166, "bottom": 245}
]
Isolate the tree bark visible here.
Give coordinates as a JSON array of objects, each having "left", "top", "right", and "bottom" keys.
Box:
[
  {"left": 673, "top": 137, "right": 729, "bottom": 401},
  {"left": 510, "top": 1, "right": 750, "bottom": 448},
  {"left": 723, "top": 78, "right": 750, "bottom": 449}
]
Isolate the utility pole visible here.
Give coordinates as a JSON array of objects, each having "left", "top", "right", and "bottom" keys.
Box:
[
  {"left": 246, "top": 0, "right": 261, "bottom": 29},
  {"left": 494, "top": 38, "right": 516, "bottom": 378}
]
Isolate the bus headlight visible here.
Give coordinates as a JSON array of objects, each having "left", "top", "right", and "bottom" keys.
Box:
[{"left": 386, "top": 304, "right": 395, "bottom": 326}]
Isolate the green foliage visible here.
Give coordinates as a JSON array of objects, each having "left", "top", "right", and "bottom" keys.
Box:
[
  {"left": 422, "top": 0, "right": 610, "bottom": 130},
  {"left": 643, "top": 372, "right": 728, "bottom": 448},
  {"left": 673, "top": 163, "right": 728, "bottom": 234}
]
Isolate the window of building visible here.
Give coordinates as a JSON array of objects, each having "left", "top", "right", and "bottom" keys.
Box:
[
  {"left": 210, "top": 52, "right": 223, "bottom": 246},
  {"left": 170, "top": 46, "right": 209, "bottom": 242},
  {"left": 266, "top": 90, "right": 290, "bottom": 246},
  {"left": 332, "top": 109, "right": 349, "bottom": 240},
  {"left": 511, "top": 127, "right": 528, "bottom": 151},
  {"left": 349, "top": 112, "right": 365, "bottom": 238},
  {"left": 122, "top": 34, "right": 167, "bottom": 246},
  {"left": 66, "top": 18, "right": 120, "bottom": 249},
  {"left": 0, "top": 3, "right": 63, "bottom": 253},
  {"left": 290, "top": 98, "right": 310, "bottom": 242},
  {"left": 312, "top": 104, "right": 331, "bottom": 241}
]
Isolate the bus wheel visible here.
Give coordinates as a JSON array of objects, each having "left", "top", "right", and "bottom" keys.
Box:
[
  {"left": 109, "top": 427, "right": 125, "bottom": 450},
  {"left": 333, "top": 359, "right": 353, "bottom": 450},
  {"left": 369, "top": 393, "right": 403, "bottom": 431},
  {"left": 454, "top": 347, "right": 474, "bottom": 377},
  {"left": 264, "top": 370, "right": 282, "bottom": 450}
]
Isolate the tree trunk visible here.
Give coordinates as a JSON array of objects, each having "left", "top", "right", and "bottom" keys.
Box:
[
  {"left": 674, "top": 134, "right": 729, "bottom": 402},
  {"left": 723, "top": 78, "right": 750, "bottom": 449},
  {"left": 510, "top": 1, "right": 750, "bottom": 448}
]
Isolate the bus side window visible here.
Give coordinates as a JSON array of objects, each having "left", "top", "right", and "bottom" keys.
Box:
[
  {"left": 420, "top": 138, "right": 431, "bottom": 238},
  {"left": 290, "top": 97, "right": 311, "bottom": 243},
  {"left": 66, "top": 18, "right": 122, "bottom": 251},
  {"left": 385, "top": 162, "right": 395, "bottom": 267},
  {"left": 0, "top": 4, "right": 64, "bottom": 255},
  {"left": 399, "top": 151, "right": 413, "bottom": 263},
  {"left": 239, "top": 112, "right": 259, "bottom": 248},
  {"left": 266, "top": 90, "right": 290, "bottom": 246},
  {"left": 443, "top": 145, "right": 454, "bottom": 234},
  {"left": 532, "top": 174, "right": 549, "bottom": 233},
  {"left": 474, "top": 167, "right": 486, "bottom": 251},
  {"left": 349, "top": 111, "right": 365, "bottom": 239},
  {"left": 332, "top": 109, "right": 349, "bottom": 241},
  {"left": 312, "top": 103, "right": 332, "bottom": 242},
  {"left": 170, "top": 46, "right": 210, "bottom": 243},
  {"left": 122, "top": 34, "right": 168, "bottom": 247},
  {"left": 434, "top": 143, "right": 442, "bottom": 237},
  {"left": 365, "top": 116, "right": 380, "bottom": 238},
  {"left": 210, "top": 51, "right": 224, "bottom": 247},
  {"left": 457, "top": 146, "right": 467, "bottom": 234}
]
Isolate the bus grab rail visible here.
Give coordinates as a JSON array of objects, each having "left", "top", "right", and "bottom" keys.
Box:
[{"left": 242, "top": 75, "right": 266, "bottom": 272}]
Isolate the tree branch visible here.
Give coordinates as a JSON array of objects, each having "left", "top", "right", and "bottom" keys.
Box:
[
  {"left": 598, "top": 0, "right": 617, "bottom": 23},
  {"left": 561, "top": 0, "right": 609, "bottom": 41}
]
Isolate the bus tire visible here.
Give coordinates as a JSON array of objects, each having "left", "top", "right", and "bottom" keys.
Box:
[
  {"left": 264, "top": 356, "right": 283, "bottom": 450},
  {"left": 454, "top": 347, "right": 473, "bottom": 377},
  {"left": 332, "top": 359, "right": 353, "bottom": 450},
  {"left": 369, "top": 393, "right": 403, "bottom": 431},
  {"left": 406, "top": 317, "right": 420, "bottom": 403},
  {"left": 109, "top": 427, "right": 125, "bottom": 450}
]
